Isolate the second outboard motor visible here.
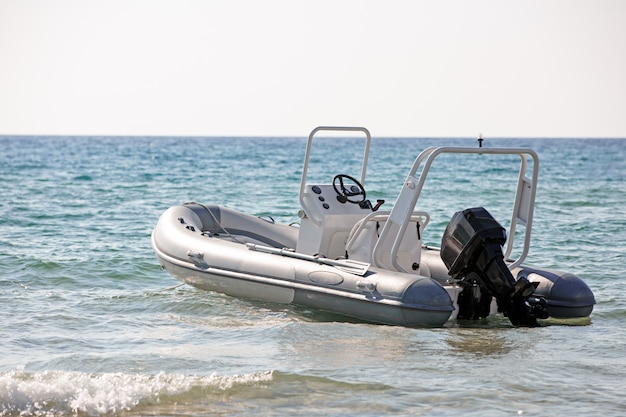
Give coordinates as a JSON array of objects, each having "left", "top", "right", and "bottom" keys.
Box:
[{"left": 441, "top": 207, "right": 548, "bottom": 326}]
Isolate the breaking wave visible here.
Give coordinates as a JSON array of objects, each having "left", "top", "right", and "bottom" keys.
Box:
[{"left": 0, "top": 369, "right": 274, "bottom": 416}]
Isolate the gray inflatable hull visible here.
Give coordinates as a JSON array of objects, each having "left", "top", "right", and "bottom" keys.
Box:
[
  {"left": 152, "top": 203, "right": 454, "bottom": 327},
  {"left": 152, "top": 203, "right": 595, "bottom": 326}
]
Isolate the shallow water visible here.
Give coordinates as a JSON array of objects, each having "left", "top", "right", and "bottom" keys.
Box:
[{"left": 1, "top": 135, "right": 625, "bottom": 416}]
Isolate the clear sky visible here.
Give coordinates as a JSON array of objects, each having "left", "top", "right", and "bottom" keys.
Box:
[{"left": 1, "top": 0, "right": 625, "bottom": 137}]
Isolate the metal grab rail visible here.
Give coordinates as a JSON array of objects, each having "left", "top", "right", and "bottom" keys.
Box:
[
  {"left": 372, "top": 146, "right": 539, "bottom": 272},
  {"left": 299, "top": 126, "right": 371, "bottom": 226}
]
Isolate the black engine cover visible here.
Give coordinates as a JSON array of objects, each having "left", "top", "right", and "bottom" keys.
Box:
[{"left": 441, "top": 207, "right": 506, "bottom": 278}]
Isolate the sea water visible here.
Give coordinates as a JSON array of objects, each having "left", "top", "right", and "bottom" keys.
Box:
[{"left": 0, "top": 135, "right": 625, "bottom": 416}]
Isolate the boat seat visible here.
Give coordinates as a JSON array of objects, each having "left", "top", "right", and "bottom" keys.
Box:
[
  {"left": 296, "top": 184, "right": 373, "bottom": 259},
  {"left": 346, "top": 211, "right": 429, "bottom": 274}
]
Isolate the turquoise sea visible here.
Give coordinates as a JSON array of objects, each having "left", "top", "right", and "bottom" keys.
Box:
[{"left": 1, "top": 135, "right": 625, "bottom": 416}]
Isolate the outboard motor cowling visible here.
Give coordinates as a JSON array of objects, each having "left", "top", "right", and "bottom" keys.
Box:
[{"left": 441, "top": 207, "right": 548, "bottom": 326}]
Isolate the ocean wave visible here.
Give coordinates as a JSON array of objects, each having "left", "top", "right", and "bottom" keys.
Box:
[{"left": 0, "top": 369, "right": 274, "bottom": 416}]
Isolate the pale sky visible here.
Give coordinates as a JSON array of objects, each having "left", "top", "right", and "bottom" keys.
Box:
[{"left": 1, "top": 0, "right": 625, "bottom": 137}]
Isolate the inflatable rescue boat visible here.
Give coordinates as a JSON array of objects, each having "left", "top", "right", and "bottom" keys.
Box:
[{"left": 152, "top": 126, "right": 595, "bottom": 327}]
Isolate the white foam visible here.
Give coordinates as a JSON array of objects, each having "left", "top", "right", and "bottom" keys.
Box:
[{"left": 0, "top": 368, "right": 274, "bottom": 416}]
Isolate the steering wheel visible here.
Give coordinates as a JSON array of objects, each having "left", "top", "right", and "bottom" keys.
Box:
[{"left": 332, "top": 174, "right": 366, "bottom": 204}]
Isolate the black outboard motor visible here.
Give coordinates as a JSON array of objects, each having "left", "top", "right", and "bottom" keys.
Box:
[{"left": 441, "top": 207, "right": 548, "bottom": 326}]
